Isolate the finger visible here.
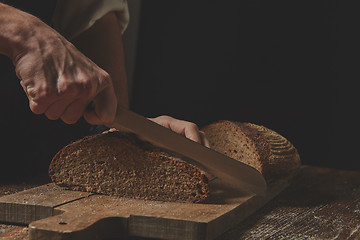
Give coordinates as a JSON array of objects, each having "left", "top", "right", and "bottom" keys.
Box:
[
  {"left": 20, "top": 81, "right": 29, "bottom": 97},
  {"left": 164, "top": 116, "right": 202, "bottom": 143},
  {"left": 43, "top": 78, "right": 85, "bottom": 121},
  {"left": 148, "top": 116, "right": 171, "bottom": 128},
  {"left": 45, "top": 98, "right": 74, "bottom": 120},
  {"left": 156, "top": 116, "right": 186, "bottom": 133},
  {"left": 61, "top": 98, "right": 89, "bottom": 124},
  {"left": 149, "top": 116, "right": 204, "bottom": 144},
  {"left": 26, "top": 84, "right": 58, "bottom": 115},
  {"left": 29, "top": 98, "right": 52, "bottom": 115},
  {"left": 199, "top": 131, "right": 211, "bottom": 148},
  {"left": 183, "top": 123, "right": 202, "bottom": 144},
  {"left": 83, "top": 86, "right": 117, "bottom": 125}
]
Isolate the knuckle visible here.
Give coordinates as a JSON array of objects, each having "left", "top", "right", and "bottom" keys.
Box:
[
  {"left": 98, "top": 71, "right": 112, "bottom": 87},
  {"left": 158, "top": 115, "right": 173, "bottom": 122},
  {"left": 65, "top": 75, "right": 97, "bottom": 98},
  {"left": 57, "top": 80, "right": 78, "bottom": 97},
  {"left": 30, "top": 85, "right": 55, "bottom": 102},
  {"left": 58, "top": 78, "right": 95, "bottom": 99},
  {"left": 79, "top": 77, "right": 95, "bottom": 97},
  {"left": 154, "top": 116, "right": 172, "bottom": 128},
  {"left": 187, "top": 122, "right": 199, "bottom": 130},
  {"left": 101, "top": 70, "right": 111, "bottom": 81}
]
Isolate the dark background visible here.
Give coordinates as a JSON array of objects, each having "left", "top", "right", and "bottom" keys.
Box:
[
  {"left": 131, "top": 1, "right": 357, "bottom": 170},
  {"left": 0, "top": 0, "right": 357, "bottom": 181}
]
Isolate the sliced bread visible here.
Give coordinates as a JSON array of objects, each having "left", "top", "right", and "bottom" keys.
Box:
[
  {"left": 49, "top": 121, "right": 301, "bottom": 203},
  {"left": 49, "top": 131, "right": 209, "bottom": 203},
  {"left": 201, "top": 121, "right": 301, "bottom": 183}
]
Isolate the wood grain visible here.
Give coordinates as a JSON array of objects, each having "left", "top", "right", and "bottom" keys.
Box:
[
  {"left": 216, "top": 166, "right": 360, "bottom": 240},
  {"left": 0, "top": 180, "right": 46, "bottom": 240},
  {"left": 0, "top": 184, "right": 93, "bottom": 225},
  {"left": 1, "top": 178, "right": 286, "bottom": 240},
  {"left": 1, "top": 166, "right": 359, "bottom": 240}
]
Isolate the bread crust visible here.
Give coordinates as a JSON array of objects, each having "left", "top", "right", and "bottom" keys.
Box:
[
  {"left": 202, "top": 121, "right": 301, "bottom": 183},
  {"left": 49, "top": 131, "right": 209, "bottom": 203},
  {"left": 49, "top": 121, "right": 300, "bottom": 203}
]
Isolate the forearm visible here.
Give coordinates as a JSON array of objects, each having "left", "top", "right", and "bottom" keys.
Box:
[
  {"left": 0, "top": 3, "right": 38, "bottom": 60},
  {"left": 0, "top": 3, "right": 24, "bottom": 58},
  {"left": 72, "top": 11, "right": 129, "bottom": 108}
]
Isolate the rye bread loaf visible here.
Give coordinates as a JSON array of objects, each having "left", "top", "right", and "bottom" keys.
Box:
[
  {"left": 49, "top": 131, "right": 209, "bottom": 203},
  {"left": 49, "top": 121, "right": 300, "bottom": 203},
  {"left": 201, "top": 121, "right": 301, "bottom": 183}
]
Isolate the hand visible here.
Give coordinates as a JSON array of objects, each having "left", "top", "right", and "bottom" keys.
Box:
[
  {"left": 148, "top": 116, "right": 210, "bottom": 147},
  {"left": 12, "top": 14, "right": 117, "bottom": 125}
]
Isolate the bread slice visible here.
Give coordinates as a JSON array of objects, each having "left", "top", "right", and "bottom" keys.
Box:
[
  {"left": 201, "top": 121, "right": 301, "bottom": 183},
  {"left": 49, "top": 131, "right": 209, "bottom": 203}
]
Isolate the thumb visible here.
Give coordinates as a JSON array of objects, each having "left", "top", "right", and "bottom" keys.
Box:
[{"left": 84, "top": 86, "right": 117, "bottom": 125}]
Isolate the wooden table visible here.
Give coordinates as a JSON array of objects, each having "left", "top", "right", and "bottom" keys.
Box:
[{"left": 1, "top": 166, "right": 359, "bottom": 240}]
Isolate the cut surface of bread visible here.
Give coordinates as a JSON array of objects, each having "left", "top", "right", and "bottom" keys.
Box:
[
  {"left": 49, "top": 131, "right": 209, "bottom": 203},
  {"left": 201, "top": 121, "right": 301, "bottom": 183}
]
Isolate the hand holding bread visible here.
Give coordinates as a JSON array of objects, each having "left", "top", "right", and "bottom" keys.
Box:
[{"left": 148, "top": 115, "right": 210, "bottom": 147}]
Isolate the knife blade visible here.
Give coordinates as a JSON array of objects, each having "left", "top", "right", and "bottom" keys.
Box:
[{"left": 106, "top": 106, "right": 267, "bottom": 196}]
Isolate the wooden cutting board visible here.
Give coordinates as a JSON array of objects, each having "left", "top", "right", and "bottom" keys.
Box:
[{"left": 0, "top": 179, "right": 287, "bottom": 240}]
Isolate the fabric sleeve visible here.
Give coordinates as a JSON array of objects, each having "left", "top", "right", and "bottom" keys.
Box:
[{"left": 52, "top": 0, "right": 129, "bottom": 40}]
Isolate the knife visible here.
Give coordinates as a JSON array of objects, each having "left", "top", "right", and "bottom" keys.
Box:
[{"left": 107, "top": 106, "right": 267, "bottom": 196}]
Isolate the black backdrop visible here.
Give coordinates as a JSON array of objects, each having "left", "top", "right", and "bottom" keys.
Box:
[
  {"left": 1, "top": 0, "right": 356, "bottom": 180},
  {"left": 131, "top": 1, "right": 357, "bottom": 170}
]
